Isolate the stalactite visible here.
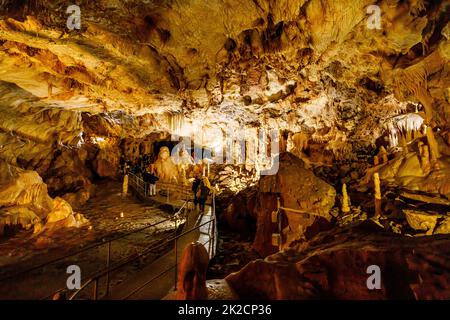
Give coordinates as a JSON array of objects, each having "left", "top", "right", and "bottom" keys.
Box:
[
  {"left": 393, "top": 49, "right": 445, "bottom": 163},
  {"left": 167, "top": 111, "right": 185, "bottom": 135},
  {"left": 387, "top": 113, "right": 424, "bottom": 148}
]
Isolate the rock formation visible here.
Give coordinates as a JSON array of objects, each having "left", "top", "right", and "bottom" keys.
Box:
[
  {"left": 225, "top": 221, "right": 450, "bottom": 299},
  {"left": 176, "top": 242, "right": 210, "bottom": 300},
  {"left": 253, "top": 152, "right": 336, "bottom": 256},
  {"left": 152, "top": 146, "right": 180, "bottom": 183},
  {"left": 0, "top": 161, "right": 89, "bottom": 238},
  {"left": 0, "top": 0, "right": 448, "bottom": 301}
]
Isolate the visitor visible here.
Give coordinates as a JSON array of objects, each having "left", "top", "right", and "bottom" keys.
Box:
[
  {"left": 119, "top": 155, "right": 125, "bottom": 174},
  {"left": 192, "top": 175, "right": 201, "bottom": 209},
  {"left": 132, "top": 160, "right": 140, "bottom": 175},
  {"left": 143, "top": 169, "right": 159, "bottom": 196},
  {"left": 197, "top": 176, "right": 211, "bottom": 213}
]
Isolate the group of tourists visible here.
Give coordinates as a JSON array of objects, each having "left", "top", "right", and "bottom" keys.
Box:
[
  {"left": 120, "top": 153, "right": 213, "bottom": 213},
  {"left": 120, "top": 154, "right": 152, "bottom": 176},
  {"left": 120, "top": 155, "right": 160, "bottom": 196}
]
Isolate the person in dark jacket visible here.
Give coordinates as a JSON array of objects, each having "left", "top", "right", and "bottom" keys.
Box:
[
  {"left": 192, "top": 175, "right": 201, "bottom": 208},
  {"left": 197, "top": 176, "right": 211, "bottom": 213},
  {"left": 143, "top": 169, "right": 159, "bottom": 196}
]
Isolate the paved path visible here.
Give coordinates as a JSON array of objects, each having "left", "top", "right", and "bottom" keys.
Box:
[{"left": 106, "top": 188, "right": 216, "bottom": 299}]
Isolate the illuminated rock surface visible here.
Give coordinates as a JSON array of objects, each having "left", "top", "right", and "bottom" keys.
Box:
[
  {"left": 0, "top": 0, "right": 448, "bottom": 300},
  {"left": 225, "top": 221, "right": 450, "bottom": 299}
]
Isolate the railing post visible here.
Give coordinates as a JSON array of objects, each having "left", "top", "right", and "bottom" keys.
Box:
[
  {"left": 208, "top": 220, "right": 212, "bottom": 258},
  {"left": 212, "top": 217, "right": 216, "bottom": 257},
  {"left": 277, "top": 196, "right": 282, "bottom": 251},
  {"left": 213, "top": 192, "right": 216, "bottom": 216},
  {"left": 93, "top": 278, "right": 98, "bottom": 300},
  {"left": 174, "top": 217, "right": 178, "bottom": 291},
  {"left": 105, "top": 241, "right": 111, "bottom": 297}
]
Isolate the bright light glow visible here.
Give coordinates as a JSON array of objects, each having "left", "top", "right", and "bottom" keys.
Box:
[
  {"left": 91, "top": 136, "right": 109, "bottom": 148},
  {"left": 386, "top": 113, "right": 424, "bottom": 147}
]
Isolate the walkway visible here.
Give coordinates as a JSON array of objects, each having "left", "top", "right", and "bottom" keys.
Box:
[
  {"left": 0, "top": 181, "right": 174, "bottom": 300},
  {"left": 104, "top": 175, "right": 216, "bottom": 300}
]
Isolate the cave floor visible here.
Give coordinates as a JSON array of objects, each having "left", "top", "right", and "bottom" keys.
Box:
[{"left": 0, "top": 181, "right": 177, "bottom": 299}]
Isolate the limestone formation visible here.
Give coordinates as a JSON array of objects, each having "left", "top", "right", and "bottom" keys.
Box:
[
  {"left": 0, "top": 161, "right": 89, "bottom": 237},
  {"left": 254, "top": 152, "right": 335, "bottom": 256},
  {"left": 0, "top": 0, "right": 448, "bottom": 301},
  {"left": 374, "top": 172, "right": 382, "bottom": 218},
  {"left": 225, "top": 221, "right": 450, "bottom": 299},
  {"left": 341, "top": 183, "right": 350, "bottom": 213},
  {"left": 152, "top": 146, "right": 179, "bottom": 183},
  {"left": 176, "top": 242, "right": 210, "bottom": 300}
]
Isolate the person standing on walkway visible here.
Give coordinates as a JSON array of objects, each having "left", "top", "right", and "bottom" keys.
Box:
[
  {"left": 143, "top": 167, "right": 159, "bottom": 196},
  {"left": 192, "top": 175, "right": 201, "bottom": 209},
  {"left": 197, "top": 176, "right": 211, "bottom": 213}
]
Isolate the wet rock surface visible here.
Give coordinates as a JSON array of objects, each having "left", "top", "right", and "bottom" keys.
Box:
[
  {"left": 207, "top": 231, "right": 260, "bottom": 280},
  {"left": 254, "top": 152, "right": 336, "bottom": 257},
  {"left": 225, "top": 220, "right": 450, "bottom": 300},
  {"left": 0, "top": 181, "right": 176, "bottom": 299}
]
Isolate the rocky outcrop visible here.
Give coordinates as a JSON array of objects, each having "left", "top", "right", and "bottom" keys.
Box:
[
  {"left": 225, "top": 221, "right": 450, "bottom": 299},
  {"left": 0, "top": 161, "right": 89, "bottom": 238},
  {"left": 223, "top": 186, "right": 258, "bottom": 235},
  {"left": 93, "top": 145, "right": 121, "bottom": 178},
  {"left": 253, "top": 152, "right": 336, "bottom": 257},
  {"left": 362, "top": 137, "right": 450, "bottom": 199},
  {"left": 152, "top": 146, "right": 179, "bottom": 183},
  {"left": 176, "top": 242, "right": 210, "bottom": 300}
]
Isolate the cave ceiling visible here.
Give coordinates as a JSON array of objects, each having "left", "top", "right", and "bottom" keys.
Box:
[{"left": 0, "top": 0, "right": 449, "bottom": 156}]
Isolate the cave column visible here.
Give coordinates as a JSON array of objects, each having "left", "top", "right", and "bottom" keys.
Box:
[
  {"left": 417, "top": 87, "right": 440, "bottom": 163},
  {"left": 374, "top": 173, "right": 382, "bottom": 219}
]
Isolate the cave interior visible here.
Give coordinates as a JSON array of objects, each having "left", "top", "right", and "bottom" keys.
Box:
[{"left": 0, "top": 0, "right": 449, "bottom": 300}]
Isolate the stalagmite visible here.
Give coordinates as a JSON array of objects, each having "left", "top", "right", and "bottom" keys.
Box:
[
  {"left": 374, "top": 172, "right": 382, "bottom": 219},
  {"left": 47, "top": 82, "right": 53, "bottom": 98},
  {"left": 341, "top": 183, "right": 350, "bottom": 213},
  {"left": 400, "top": 134, "right": 408, "bottom": 153},
  {"left": 419, "top": 143, "right": 431, "bottom": 175},
  {"left": 425, "top": 126, "right": 440, "bottom": 164},
  {"left": 379, "top": 146, "right": 388, "bottom": 163},
  {"left": 374, "top": 155, "right": 379, "bottom": 166},
  {"left": 122, "top": 174, "right": 128, "bottom": 197}
]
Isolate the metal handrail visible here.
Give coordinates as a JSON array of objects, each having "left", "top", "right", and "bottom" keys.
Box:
[
  {"left": 27, "top": 174, "right": 213, "bottom": 300},
  {"left": 274, "top": 196, "right": 323, "bottom": 251},
  {"left": 68, "top": 212, "right": 214, "bottom": 300},
  {"left": 40, "top": 199, "right": 189, "bottom": 300},
  {"left": 69, "top": 200, "right": 189, "bottom": 300},
  {"left": 0, "top": 214, "right": 178, "bottom": 283},
  {"left": 128, "top": 173, "right": 192, "bottom": 200},
  {"left": 122, "top": 229, "right": 216, "bottom": 300}
]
